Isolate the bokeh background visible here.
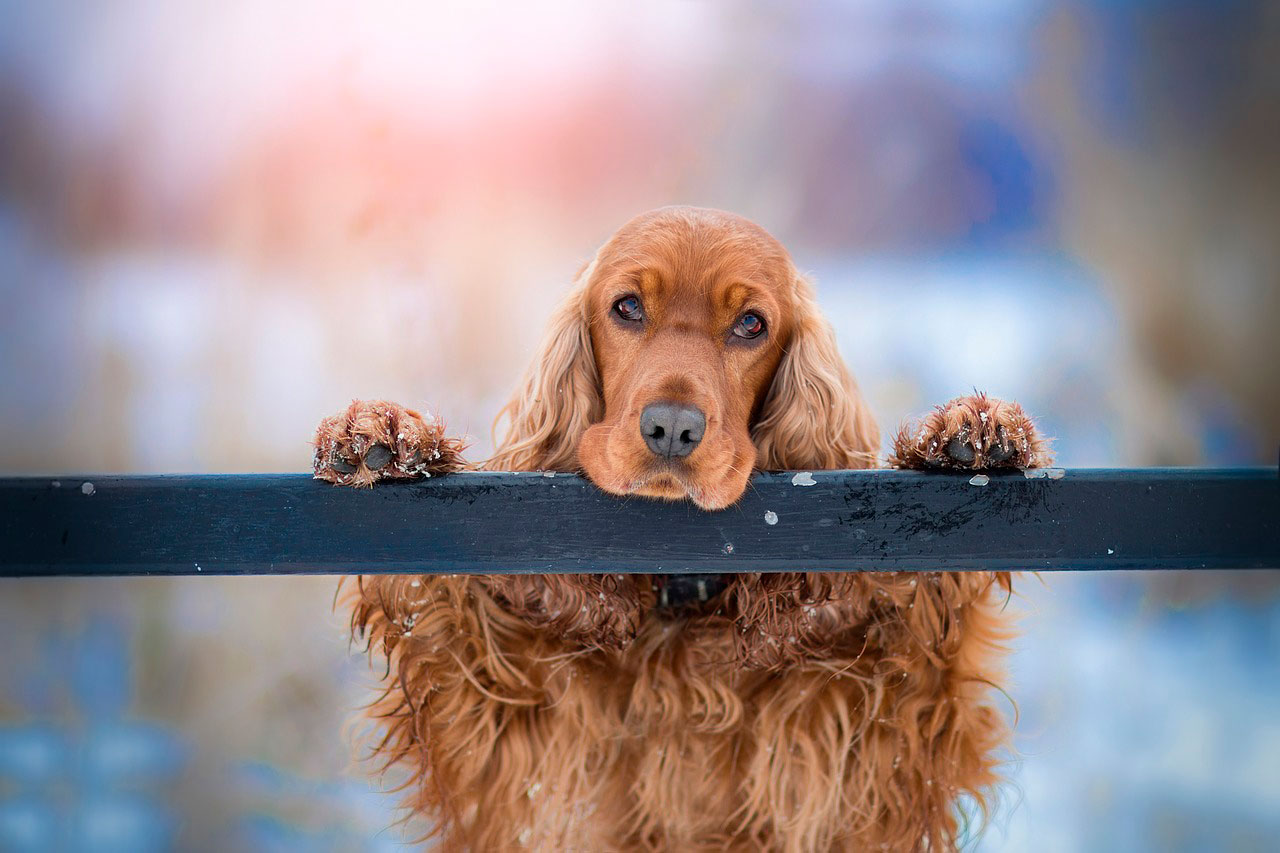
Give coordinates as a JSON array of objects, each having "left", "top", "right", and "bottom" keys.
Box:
[{"left": 2, "top": 0, "right": 1278, "bottom": 850}]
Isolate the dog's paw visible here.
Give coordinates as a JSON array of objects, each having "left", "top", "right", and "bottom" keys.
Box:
[
  {"left": 890, "top": 392, "right": 1052, "bottom": 471},
  {"left": 313, "top": 400, "right": 466, "bottom": 487}
]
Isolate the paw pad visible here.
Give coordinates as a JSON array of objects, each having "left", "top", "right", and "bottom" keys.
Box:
[{"left": 363, "top": 443, "right": 394, "bottom": 471}]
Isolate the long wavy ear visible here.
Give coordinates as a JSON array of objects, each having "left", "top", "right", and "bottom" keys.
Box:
[
  {"left": 484, "top": 262, "right": 602, "bottom": 472},
  {"left": 752, "top": 275, "right": 880, "bottom": 471}
]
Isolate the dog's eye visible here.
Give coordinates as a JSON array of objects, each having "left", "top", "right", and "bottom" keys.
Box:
[
  {"left": 614, "top": 295, "right": 644, "bottom": 322},
  {"left": 733, "top": 313, "right": 766, "bottom": 339}
]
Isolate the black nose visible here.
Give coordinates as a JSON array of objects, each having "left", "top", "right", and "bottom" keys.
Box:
[{"left": 640, "top": 402, "right": 706, "bottom": 459}]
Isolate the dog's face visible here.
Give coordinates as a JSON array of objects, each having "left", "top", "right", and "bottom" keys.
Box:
[
  {"left": 576, "top": 209, "right": 795, "bottom": 510},
  {"left": 491, "top": 206, "right": 880, "bottom": 507}
]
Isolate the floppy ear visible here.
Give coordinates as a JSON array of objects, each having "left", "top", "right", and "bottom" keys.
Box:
[
  {"left": 751, "top": 275, "right": 880, "bottom": 470},
  {"left": 485, "top": 263, "right": 602, "bottom": 471}
]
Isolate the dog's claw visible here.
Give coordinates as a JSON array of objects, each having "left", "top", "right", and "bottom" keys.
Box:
[{"left": 330, "top": 456, "right": 358, "bottom": 474}]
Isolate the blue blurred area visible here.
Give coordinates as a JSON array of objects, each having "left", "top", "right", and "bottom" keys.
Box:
[
  {"left": 0, "top": 610, "right": 406, "bottom": 852},
  {"left": 229, "top": 762, "right": 409, "bottom": 853},
  {"left": 0, "top": 620, "right": 184, "bottom": 852},
  {"left": 988, "top": 575, "right": 1280, "bottom": 852}
]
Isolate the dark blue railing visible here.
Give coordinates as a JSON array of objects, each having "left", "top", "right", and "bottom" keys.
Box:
[{"left": 2, "top": 469, "right": 1276, "bottom": 576}]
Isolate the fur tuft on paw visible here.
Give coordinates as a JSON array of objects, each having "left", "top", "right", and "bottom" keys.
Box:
[
  {"left": 313, "top": 400, "right": 467, "bottom": 486},
  {"left": 890, "top": 392, "right": 1052, "bottom": 471}
]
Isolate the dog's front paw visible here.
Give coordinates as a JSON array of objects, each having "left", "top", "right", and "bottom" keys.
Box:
[
  {"left": 313, "top": 400, "right": 466, "bottom": 486},
  {"left": 890, "top": 392, "right": 1052, "bottom": 471}
]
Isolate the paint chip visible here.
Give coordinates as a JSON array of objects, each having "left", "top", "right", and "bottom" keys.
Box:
[
  {"left": 80, "top": 482, "right": 95, "bottom": 496},
  {"left": 764, "top": 510, "right": 779, "bottom": 525},
  {"left": 791, "top": 472, "right": 816, "bottom": 486},
  {"left": 968, "top": 474, "right": 990, "bottom": 486}
]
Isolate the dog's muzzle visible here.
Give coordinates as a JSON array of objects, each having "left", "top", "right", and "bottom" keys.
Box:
[{"left": 655, "top": 573, "right": 729, "bottom": 612}]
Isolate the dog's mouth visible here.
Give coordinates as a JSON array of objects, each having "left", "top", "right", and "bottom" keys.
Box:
[
  {"left": 631, "top": 469, "right": 700, "bottom": 500},
  {"left": 627, "top": 468, "right": 733, "bottom": 511},
  {"left": 653, "top": 573, "right": 730, "bottom": 614}
]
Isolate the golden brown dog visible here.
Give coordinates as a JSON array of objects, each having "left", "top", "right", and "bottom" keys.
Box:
[{"left": 314, "top": 207, "right": 1050, "bottom": 851}]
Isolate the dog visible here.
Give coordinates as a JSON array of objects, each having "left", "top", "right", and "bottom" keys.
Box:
[{"left": 314, "top": 207, "right": 1051, "bottom": 851}]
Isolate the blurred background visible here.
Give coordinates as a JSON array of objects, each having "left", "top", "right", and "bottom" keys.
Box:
[{"left": 1, "top": 0, "right": 1277, "bottom": 850}]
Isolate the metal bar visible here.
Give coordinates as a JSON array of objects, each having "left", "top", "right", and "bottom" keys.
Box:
[{"left": 1, "top": 469, "right": 1276, "bottom": 577}]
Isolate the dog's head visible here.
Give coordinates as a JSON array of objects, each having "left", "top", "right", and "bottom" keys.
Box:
[{"left": 490, "top": 206, "right": 878, "bottom": 507}]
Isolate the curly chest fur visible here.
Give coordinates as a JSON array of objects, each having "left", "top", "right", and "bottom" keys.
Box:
[{"left": 352, "top": 572, "right": 1012, "bottom": 852}]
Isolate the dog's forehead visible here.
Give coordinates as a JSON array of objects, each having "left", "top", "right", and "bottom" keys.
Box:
[
  {"left": 596, "top": 208, "right": 796, "bottom": 301},
  {"left": 613, "top": 207, "right": 790, "bottom": 260}
]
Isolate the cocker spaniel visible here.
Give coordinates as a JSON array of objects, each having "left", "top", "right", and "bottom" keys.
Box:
[{"left": 314, "top": 206, "right": 1050, "bottom": 851}]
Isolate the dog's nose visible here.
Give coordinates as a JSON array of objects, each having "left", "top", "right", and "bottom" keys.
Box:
[{"left": 640, "top": 402, "right": 705, "bottom": 458}]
